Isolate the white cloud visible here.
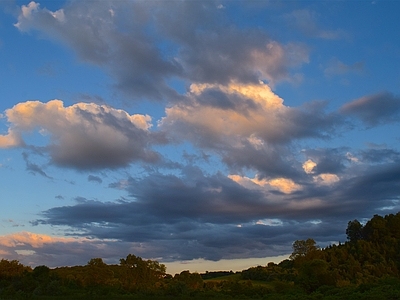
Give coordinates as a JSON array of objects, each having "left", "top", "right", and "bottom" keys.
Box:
[{"left": 19, "top": 1, "right": 39, "bottom": 21}]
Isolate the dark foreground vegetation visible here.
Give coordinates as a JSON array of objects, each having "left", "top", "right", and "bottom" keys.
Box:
[{"left": 1, "top": 212, "right": 400, "bottom": 299}]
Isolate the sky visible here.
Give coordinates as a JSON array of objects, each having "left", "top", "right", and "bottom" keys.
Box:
[{"left": 0, "top": 0, "right": 400, "bottom": 275}]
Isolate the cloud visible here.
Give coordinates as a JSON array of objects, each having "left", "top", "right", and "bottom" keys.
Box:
[
  {"left": 302, "top": 148, "right": 347, "bottom": 175},
  {"left": 14, "top": 1, "right": 308, "bottom": 101},
  {"left": 161, "top": 82, "right": 340, "bottom": 177},
  {"left": 0, "top": 100, "right": 161, "bottom": 170},
  {"left": 5, "top": 0, "right": 400, "bottom": 270},
  {"left": 229, "top": 174, "right": 302, "bottom": 194},
  {"left": 29, "top": 156, "right": 400, "bottom": 263},
  {"left": 303, "top": 159, "right": 317, "bottom": 174},
  {"left": 340, "top": 92, "right": 400, "bottom": 126},
  {"left": 163, "top": 82, "right": 338, "bottom": 144},
  {"left": 14, "top": 1, "right": 181, "bottom": 101},
  {"left": 324, "top": 58, "right": 364, "bottom": 77},
  {"left": 0, "top": 128, "right": 23, "bottom": 148},
  {"left": 284, "top": 9, "right": 346, "bottom": 40},
  {"left": 0, "top": 231, "right": 131, "bottom": 267},
  {"left": 88, "top": 175, "right": 103, "bottom": 184},
  {"left": 22, "top": 152, "right": 52, "bottom": 179},
  {"left": 360, "top": 148, "right": 400, "bottom": 163},
  {"left": 313, "top": 173, "right": 340, "bottom": 185},
  {"left": 0, "top": 231, "right": 79, "bottom": 248}
]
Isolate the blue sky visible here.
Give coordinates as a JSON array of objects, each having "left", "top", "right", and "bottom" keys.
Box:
[{"left": 0, "top": 0, "right": 400, "bottom": 274}]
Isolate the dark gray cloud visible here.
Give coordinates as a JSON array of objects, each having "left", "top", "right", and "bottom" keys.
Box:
[
  {"left": 360, "top": 148, "right": 400, "bottom": 163},
  {"left": 302, "top": 148, "right": 348, "bottom": 175},
  {"left": 33, "top": 159, "right": 400, "bottom": 262},
  {"left": 340, "top": 92, "right": 400, "bottom": 126},
  {"left": 220, "top": 142, "right": 302, "bottom": 179},
  {"left": 22, "top": 152, "right": 52, "bottom": 179},
  {"left": 88, "top": 175, "right": 102, "bottom": 184}
]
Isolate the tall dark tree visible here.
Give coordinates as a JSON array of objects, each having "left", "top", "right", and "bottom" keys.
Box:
[{"left": 346, "top": 219, "right": 364, "bottom": 242}]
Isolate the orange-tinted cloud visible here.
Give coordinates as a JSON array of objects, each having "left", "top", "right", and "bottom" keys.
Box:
[{"left": 1, "top": 100, "right": 160, "bottom": 169}]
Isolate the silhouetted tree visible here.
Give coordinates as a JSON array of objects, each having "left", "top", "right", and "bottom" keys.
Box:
[
  {"left": 346, "top": 219, "right": 364, "bottom": 242},
  {"left": 290, "top": 238, "right": 319, "bottom": 260}
]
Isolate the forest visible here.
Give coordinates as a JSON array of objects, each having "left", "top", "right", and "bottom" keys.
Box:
[{"left": 1, "top": 212, "right": 400, "bottom": 299}]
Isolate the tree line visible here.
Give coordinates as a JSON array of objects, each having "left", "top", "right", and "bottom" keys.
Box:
[{"left": 1, "top": 212, "right": 400, "bottom": 299}]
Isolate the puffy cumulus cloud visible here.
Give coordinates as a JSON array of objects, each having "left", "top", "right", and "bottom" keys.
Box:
[
  {"left": 14, "top": 1, "right": 308, "bottom": 101},
  {"left": 0, "top": 129, "right": 22, "bottom": 148},
  {"left": 303, "top": 159, "right": 317, "bottom": 174},
  {"left": 163, "top": 82, "right": 338, "bottom": 144},
  {"left": 340, "top": 92, "right": 400, "bottom": 126},
  {"left": 0, "top": 100, "right": 160, "bottom": 170},
  {"left": 161, "top": 82, "right": 339, "bottom": 177}
]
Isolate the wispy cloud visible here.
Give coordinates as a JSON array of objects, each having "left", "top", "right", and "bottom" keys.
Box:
[
  {"left": 324, "top": 58, "right": 365, "bottom": 77},
  {"left": 284, "top": 9, "right": 346, "bottom": 40},
  {"left": 341, "top": 92, "right": 400, "bottom": 126}
]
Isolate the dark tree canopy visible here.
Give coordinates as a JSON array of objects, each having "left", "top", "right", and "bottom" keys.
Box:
[
  {"left": 346, "top": 219, "right": 364, "bottom": 242},
  {"left": 290, "top": 238, "right": 319, "bottom": 260}
]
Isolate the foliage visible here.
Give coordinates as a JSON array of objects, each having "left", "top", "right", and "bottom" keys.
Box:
[
  {"left": 0, "top": 212, "right": 400, "bottom": 298},
  {"left": 346, "top": 219, "right": 364, "bottom": 242},
  {"left": 289, "top": 238, "right": 319, "bottom": 260}
]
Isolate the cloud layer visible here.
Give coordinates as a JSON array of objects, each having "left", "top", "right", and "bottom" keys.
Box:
[{"left": 0, "top": 0, "right": 399, "bottom": 269}]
